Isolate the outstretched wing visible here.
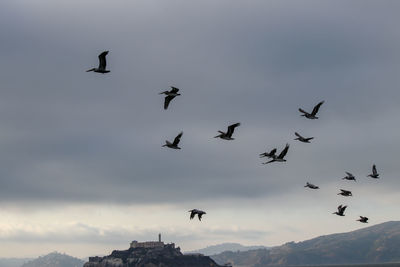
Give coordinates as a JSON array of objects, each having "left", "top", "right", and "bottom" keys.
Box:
[
  {"left": 345, "top": 172, "right": 353, "bottom": 177},
  {"left": 277, "top": 144, "right": 289, "bottom": 159},
  {"left": 98, "top": 51, "right": 109, "bottom": 70},
  {"left": 189, "top": 210, "right": 196, "bottom": 220},
  {"left": 311, "top": 101, "right": 324, "bottom": 116},
  {"left": 298, "top": 108, "right": 308, "bottom": 114},
  {"left": 372, "top": 164, "right": 377, "bottom": 175},
  {"left": 269, "top": 148, "right": 277, "bottom": 156},
  {"left": 164, "top": 95, "right": 176, "bottom": 110},
  {"left": 295, "top": 132, "right": 302, "bottom": 138},
  {"left": 173, "top": 132, "right": 183, "bottom": 146},
  {"left": 227, "top": 123, "right": 240, "bottom": 136},
  {"left": 170, "top": 86, "right": 180, "bottom": 93}
]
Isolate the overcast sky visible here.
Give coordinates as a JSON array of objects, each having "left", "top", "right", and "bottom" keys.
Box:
[{"left": 0, "top": 0, "right": 399, "bottom": 259}]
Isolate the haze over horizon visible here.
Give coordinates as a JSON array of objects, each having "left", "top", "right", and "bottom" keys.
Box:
[{"left": 0, "top": 0, "right": 400, "bottom": 259}]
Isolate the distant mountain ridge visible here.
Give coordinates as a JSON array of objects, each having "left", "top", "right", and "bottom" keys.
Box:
[
  {"left": 211, "top": 221, "right": 400, "bottom": 266},
  {"left": 0, "top": 258, "right": 32, "bottom": 267},
  {"left": 21, "top": 252, "right": 84, "bottom": 267},
  {"left": 187, "top": 243, "right": 268, "bottom": 256}
]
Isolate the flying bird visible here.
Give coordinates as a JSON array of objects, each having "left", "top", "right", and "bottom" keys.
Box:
[
  {"left": 263, "top": 144, "right": 289, "bottom": 164},
  {"left": 162, "top": 132, "right": 183, "bottom": 149},
  {"left": 367, "top": 164, "right": 379, "bottom": 179},
  {"left": 304, "top": 182, "right": 319, "bottom": 189},
  {"left": 159, "top": 86, "right": 181, "bottom": 110},
  {"left": 357, "top": 216, "right": 369, "bottom": 223},
  {"left": 299, "top": 101, "right": 324, "bottom": 119},
  {"left": 294, "top": 132, "right": 314, "bottom": 143},
  {"left": 86, "top": 51, "right": 110, "bottom": 73},
  {"left": 333, "top": 205, "right": 347, "bottom": 216},
  {"left": 338, "top": 189, "right": 352, "bottom": 197},
  {"left": 259, "top": 148, "right": 277, "bottom": 159},
  {"left": 189, "top": 209, "right": 206, "bottom": 221},
  {"left": 214, "top": 123, "right": 241, "bottom": 140},
  {"left": 342, "top": 172, "right": 356, "bottom": 181}
]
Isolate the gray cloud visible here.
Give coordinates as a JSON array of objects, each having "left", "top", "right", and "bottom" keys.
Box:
[{"left": 0, "top": 0, "right": 399, "bottom": 211}]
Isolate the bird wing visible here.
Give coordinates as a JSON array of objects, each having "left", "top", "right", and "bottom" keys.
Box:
[
  {"left": 277, "top": 144, "right": 289, "bottom": 159},
  {"left": 98, "top": 51, "right": 108, "bottom": 70},
  {"left": 341, "top": 205, "right": 347, "bottom": 212},
  {"left": 173, "top": 132, "right": 183, "bottom": 146},
  {"left": 311, "top": 101, "right": 324, "bottom": 116},
  {"left": 269, "top": 148, "right": 277, "bottom": 156},
  {"left": 298, "top": 108, "right": 308, "bottom": 114},
  {"left": 164, "top": 95, "right": 176, "bottom": 110},
  {"left": 372, "top": 164, "right": 377, "bottom": 175},
  {"left": 295, "top": 132, "right": 302, "bottom": 138},
  {"left": 227, "top": 123, "right": 240, "bottom": 136},
  {"left": 345, "top": 172, "right": 353, "bottom": 177},
  {"left": 189, "top": 210, "right": 196, "bottom": 219},
  {"left": 170, "top": 86, "right": 180, "bottom": 93}
]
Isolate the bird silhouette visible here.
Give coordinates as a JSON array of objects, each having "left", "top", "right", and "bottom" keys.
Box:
[
  {"left": 159, "top": 86, "right": 181, "bottom": 110},
  {"left": 294, "top": 132, "right": 314, "bottom": 143},
  {"left": 357, "top": 216, "right": 369, "bottom": 223},
  {"left": 338, "top": 189, "right": 352, "bottom": 197},
  {"left": 367, "top": 164, "right": 379, "bottom": 179},
  {"left": 304, "top": 182, "right": 319, "bottom": 189},
  {"left": 162, "top": 132, "right": 183, "bottom": 149},
  {"left": 189, "top": 209, "right": 206, "bottom": 221},
  {"left": 333, "top": 205, "right": 347, "bottom": 216},
  {"left": 86, "top": 51, "right": 110, "bottom": 73},
  {"left": 263, "top": 144, "right": 289, "bottom": 164},
  {"left": 342, "top": 172, "right": 356, "bottom": 182},
  {"left": 214, "top": 123, "right": 241, "bottom": 140},
  {"left": 299, "top": 101, "right": 324, "bottom": 119}
]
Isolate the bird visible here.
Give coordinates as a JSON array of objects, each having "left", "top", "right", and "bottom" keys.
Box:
[
  {"left": 304, "top": 182, "right": 319, "bottom": 189},
  {"left": 86, "top": 51, "right": 110, "bottom": 73},
  {"left": 259, "top": 148, "right": 277, "bottom": 159},
  {"left": 294, "top": 132, "right": 314, "bottom": 143},
  {"left": 338, "top": 189, "right": 352, "bottom": 197},
  {"left": 214, "top": 123, "right": 241, "bottom": 140},
  {"left": 159, "top": 86, "right": 181, "bottom": 110},
  {"left": 189, "top": 209, "right": 206, "bottom": 221},
  {"left": 263, "top": 144, "right": 289, "bottom": 164},
  {"left": 299, "top": 101, "right": 324, "bottom": 119},
  {"left": 357, "top": 216, "right": 369, "bottom": 223},
  {"left": 342, "top": 172, "right": 356, "bottom": 181},
  {"left": 367, "top": 164, "right": 379, "bottom": 179},
  {"left": 333, "top": 205, "right": 347, "bottom": 216},
  {"left": 162, "top": 132, "right": 183, "bottom": 149}
]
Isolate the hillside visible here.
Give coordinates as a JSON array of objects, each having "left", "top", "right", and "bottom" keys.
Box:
[
  {"left": 187, "top": 243, "right": 268, "bottom": 256},
  {"left": 0, "top": 258, "right": 32, "bottom": 267},
  {"left": 211, "top": 221, "right": 400, "bottom": 266},
  {"left": 21, "top": 252, "right": 84, "bottom": 267}
]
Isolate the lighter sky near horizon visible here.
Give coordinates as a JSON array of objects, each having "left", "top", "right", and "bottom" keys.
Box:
[{"left": 0, "top": 0, "right": 400, "bottom": 259}]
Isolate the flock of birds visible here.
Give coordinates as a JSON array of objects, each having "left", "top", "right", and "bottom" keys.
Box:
[{"left": 87, "top": 51, "right": 381, "bottom": 223}]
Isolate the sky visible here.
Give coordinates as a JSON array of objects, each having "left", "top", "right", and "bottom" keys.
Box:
[{"left": 0, "top": 0, "right": 400, "bottom": 259}]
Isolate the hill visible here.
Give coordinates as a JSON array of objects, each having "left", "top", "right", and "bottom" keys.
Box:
[
  {"left": 0, "top": 258, "right": 32, "bottom": 267},
  {"left": 211, "top": 221, "right": 400, "bottom": 266},
  {"left": 21, "top": 252, "right": 84, "bottom": 267},
  {"left": 187, "top": 243, "right": 267, "bottom": 256}
]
